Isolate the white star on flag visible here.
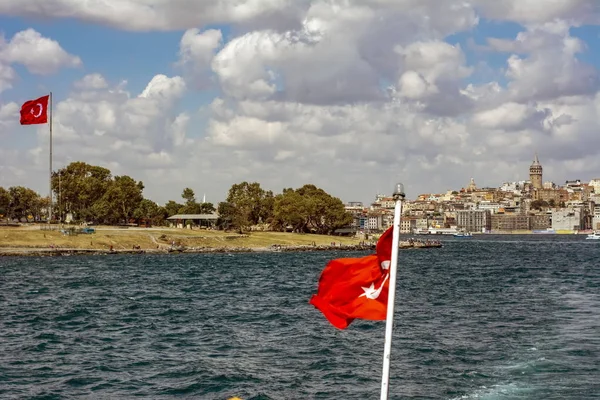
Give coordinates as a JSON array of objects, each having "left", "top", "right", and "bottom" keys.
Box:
[{"left": 359, "top": 273, "right": 389, "bottom": 299}]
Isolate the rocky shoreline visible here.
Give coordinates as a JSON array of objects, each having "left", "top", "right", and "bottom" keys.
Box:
[{"left": 0, "top": 241, "right": 442, "bottom": 257}]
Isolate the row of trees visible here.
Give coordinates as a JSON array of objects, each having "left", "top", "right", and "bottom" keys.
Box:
[
  {"left": 0, "top": 186, "right": 49, "bottom": 222},
  {"left": 217, "top": 182, "right": 352, "bottom": 234},
  {"left": 1, "top": 161, "right": 353, "bottom": 234}
]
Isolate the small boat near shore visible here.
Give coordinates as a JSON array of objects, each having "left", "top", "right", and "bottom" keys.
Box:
[
  {"left": 585, "top": 232, "right": 600, "bottom": 240},
  {"left": 453, "top": 232, "right": 472, "bottom": 238}
]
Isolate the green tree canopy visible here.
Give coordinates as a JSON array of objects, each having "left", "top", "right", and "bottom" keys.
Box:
[
  {"left": 4, "top": 186, "right": 43, "bottom": 220},
  {"left": 0, "top": 187, "right": 10, "bottom": 216},
  {"left": 272, "top": 184, "right": 352, "bottom": 234},
  {"left": 218, "top": 182, "right": 274, "bottom": 232},
  {"left": 182, "top": 188, "right": 195, "bottom": 204},
  {"left": 134, "top": 199, "right": 167, "bottom": 225},
  {"left": 52, "top": 161, "right": 112, "bottom": 221}
]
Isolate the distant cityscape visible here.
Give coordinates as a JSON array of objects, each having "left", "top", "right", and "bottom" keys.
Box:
[{"left": 345, "top": 155, "right": 600, "bottom": 234}]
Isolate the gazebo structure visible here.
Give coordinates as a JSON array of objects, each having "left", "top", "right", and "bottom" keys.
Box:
[{"left": 167, "top": 213, "right": 219, "bottom": 229}]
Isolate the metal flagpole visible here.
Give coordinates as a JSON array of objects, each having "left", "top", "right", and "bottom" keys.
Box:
[
  {"left": 380, "top": 182, "right": 405, "bottom": 400},
  {"left": 48, "top": 92, "right": 53, "bottom": 224}
]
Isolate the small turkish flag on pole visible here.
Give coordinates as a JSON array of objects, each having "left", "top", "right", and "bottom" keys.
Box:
[
  {"left": 309, "top": 226, "right": 394, "bottom": 329},
  {"left": 20, "top": 95, "right": 49, "bottom": 125}
]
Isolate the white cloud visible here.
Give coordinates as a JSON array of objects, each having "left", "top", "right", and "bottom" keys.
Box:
[
  {"left": 0, "top": 0, "right": 308, "bottom": 32},
  {"left": 0, "top": 63, "right": 16, "bottom": 93},
  {"left": 177, "top": 28, "right": 223, "bottom": 88},
  {"left": 179, "top": 29, "right": 223, "bottom": 68},
  {"left": 0, "top": 102, "right": 18, "bottom": 134},
  {"left": 1, "top": 0, "right": 600, "bottom": 203},
  {"left": 472, "top": 102, "right": 551, "bottom": 131},
  {"left": 0, "top": 28, "right": 81, "bottom": 75},
  {"left": 74, "top": 73, "right": 108, "bottom": 90},
  {"left": 502, "top": 25, "right": 598, "bottom": 102},
  {"left": 472, "top": 0, "right": 599, "bottom": 25}
]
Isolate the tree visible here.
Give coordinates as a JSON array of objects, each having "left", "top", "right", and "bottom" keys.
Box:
[
  {"left": 199, "top": 202, "right": 216, "bottom": 214},
  {"left": 531, "top": 199, "right": 549, "bottom": 210},
  {"left": 271, "top": 189, "right": 308, "bottom": 232},
  {"left": 223, "top": 182, "right": 274, "bottom": 232},
  {"left": 93, "top": 176, "right": 144, "bottom": 224},
  {"left": 272, "top": 184, "right": 352, "bottom": 234},
  {"left": 165, "top": 200, "right": 184, "bottom": 217},
  {"left": 217, "top": 201, "right": 236, "bottom": 230},
  {"left": 52, "top": 162, "right": 112, "bottom": 221},
  {"left": 182, "top": 188, "right": 196, "bottom": 205},
  {"left": 134, "top": 199, "right": 167, "bottom": 226},
  {"left": 7, "top": 186, "right": 42, "bottom": 221},
  {"left": 0, "top": 187, "right": 10, "bottom": 217}
]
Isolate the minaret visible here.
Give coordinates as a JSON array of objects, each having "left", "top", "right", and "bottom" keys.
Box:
[{"left": 529, "top": 153, "right": 543, "bottom": 190}]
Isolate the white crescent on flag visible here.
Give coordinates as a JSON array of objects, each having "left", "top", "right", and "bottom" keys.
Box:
[{"left": 31, "top": 103, "right": 43, "bottom": 118}]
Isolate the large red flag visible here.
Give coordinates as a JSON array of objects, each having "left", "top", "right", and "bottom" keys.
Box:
[
  {"left": 309, "top": 227, "right": 394, "bottom": 329},
  {"left": 20, "top": 95, "right": 49, "bottom": 125}
]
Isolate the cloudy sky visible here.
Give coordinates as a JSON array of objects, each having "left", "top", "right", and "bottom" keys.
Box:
[{"left": 0, "top": 0, "right": 599, "bottom": 204}]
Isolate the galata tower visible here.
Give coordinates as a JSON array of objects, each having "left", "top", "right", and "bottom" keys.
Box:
[{"left": 529, "top": 154, "right": 543, "bottom": 190}]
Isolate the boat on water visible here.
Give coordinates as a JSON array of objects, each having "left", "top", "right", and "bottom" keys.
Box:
[
  {"left": 585, "top": 232, "right": 600, "bottom": 240},
  {"left": 454, "top": 232, "right": 472, "bottom": 238}
]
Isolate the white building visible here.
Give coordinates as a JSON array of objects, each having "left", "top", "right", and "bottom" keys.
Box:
[
  {"left": 477, "top": 201, "right": 502, "bottom": 214},
  {"left": 456, "top": 210, "right": 492, "bottom": 232},
  {"left": 499, "top": 181, "right": 527, "bottom": 194},
  {"left": 551, "top": 209, "right": 582, "bottom": 231},
  {"left": 589, "top": 179, "right": 600, "bottom": 194},
  {"left": 400, "top": 218, "right": 416, "bottom": 234},
  {"left": 593, "top": 205, "right": 600, "bottom": 231},
  {"left": 367, "top": 214, "right": 383, "bottom": 230}
]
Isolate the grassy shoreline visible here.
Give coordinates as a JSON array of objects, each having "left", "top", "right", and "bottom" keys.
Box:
[
  {"left": 0, "top": 225, "right": 370, "bottom": 256},
  {"left": 0, "top": 225, "right": 446, "bottom": 257}
]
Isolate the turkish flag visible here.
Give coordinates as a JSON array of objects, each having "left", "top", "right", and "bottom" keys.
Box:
[
  {"left": 309, "top": 226, "right": 394, "bottom": 329},
  {"left": 20, "top": 95, "right": 49, "bottom": 125}
]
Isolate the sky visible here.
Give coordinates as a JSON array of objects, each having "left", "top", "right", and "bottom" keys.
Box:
[{"left": 0, "top": 0, "right": 599, "bottom": 205}]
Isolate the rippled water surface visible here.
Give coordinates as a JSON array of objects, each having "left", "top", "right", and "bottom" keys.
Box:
[{"left": 1, "top": 235, "right": 599, "bottom": 399}]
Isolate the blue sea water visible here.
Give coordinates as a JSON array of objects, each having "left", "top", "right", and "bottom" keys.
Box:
[{"left": 0, "top": 235, "right": 599, "bottom": 399}]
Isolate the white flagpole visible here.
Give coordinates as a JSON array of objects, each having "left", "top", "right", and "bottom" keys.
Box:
[
  {"left": 380, "top": 182, "right": 405, "bottom": 400},
  {"left": 48, "top": 92, "right": 53, "bottom": 224}
]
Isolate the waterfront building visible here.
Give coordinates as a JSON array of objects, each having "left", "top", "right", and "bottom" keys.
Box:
[
  {"left": 551, "top": 209, "right": 582, "bottom": 231},
  {"left": 490, "top": 213, "right": 551, "bottom": 232},
  {"left": 491, "top": 214, "right": 530, "bottom": 231},
  {"left": 593, "top": 204, "right": 600, "bottom": 231},
  {"left": 531, "top": 214, "right": 552, "bottom": 230},
  {"left": 415, "top": 217, "right": 429, "bottom": 231},
  {"left": 456, "top": 210, "right": 492, "bottom": 233},
  {"left": 400, "top": 217, "right": 417, "bottom": 234}
]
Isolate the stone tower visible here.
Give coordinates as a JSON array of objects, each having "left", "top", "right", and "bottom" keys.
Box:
[{"left": 529, "top": 153, "right": 543, "bottom": 190}]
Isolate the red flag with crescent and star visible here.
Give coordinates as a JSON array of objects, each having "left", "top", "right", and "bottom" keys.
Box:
[
  {"left": 19, "top": 95, "right": 49, "bottom": 125},
  {"left": 309, "top": 226, "right": 394, "bottom": 329}
]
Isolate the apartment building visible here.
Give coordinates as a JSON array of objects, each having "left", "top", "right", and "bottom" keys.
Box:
[
  {"left": 491, "top": 214, "right": 529, "bottom": 231},
  {"left": 593, "top": 204, "right": 600, "bottom": 230},
  {"left": 551, "top": 209, "right": 582, "bottom": 231},
  {"left": 456, "top": 210, "right": 491, "bottom": 232}
]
